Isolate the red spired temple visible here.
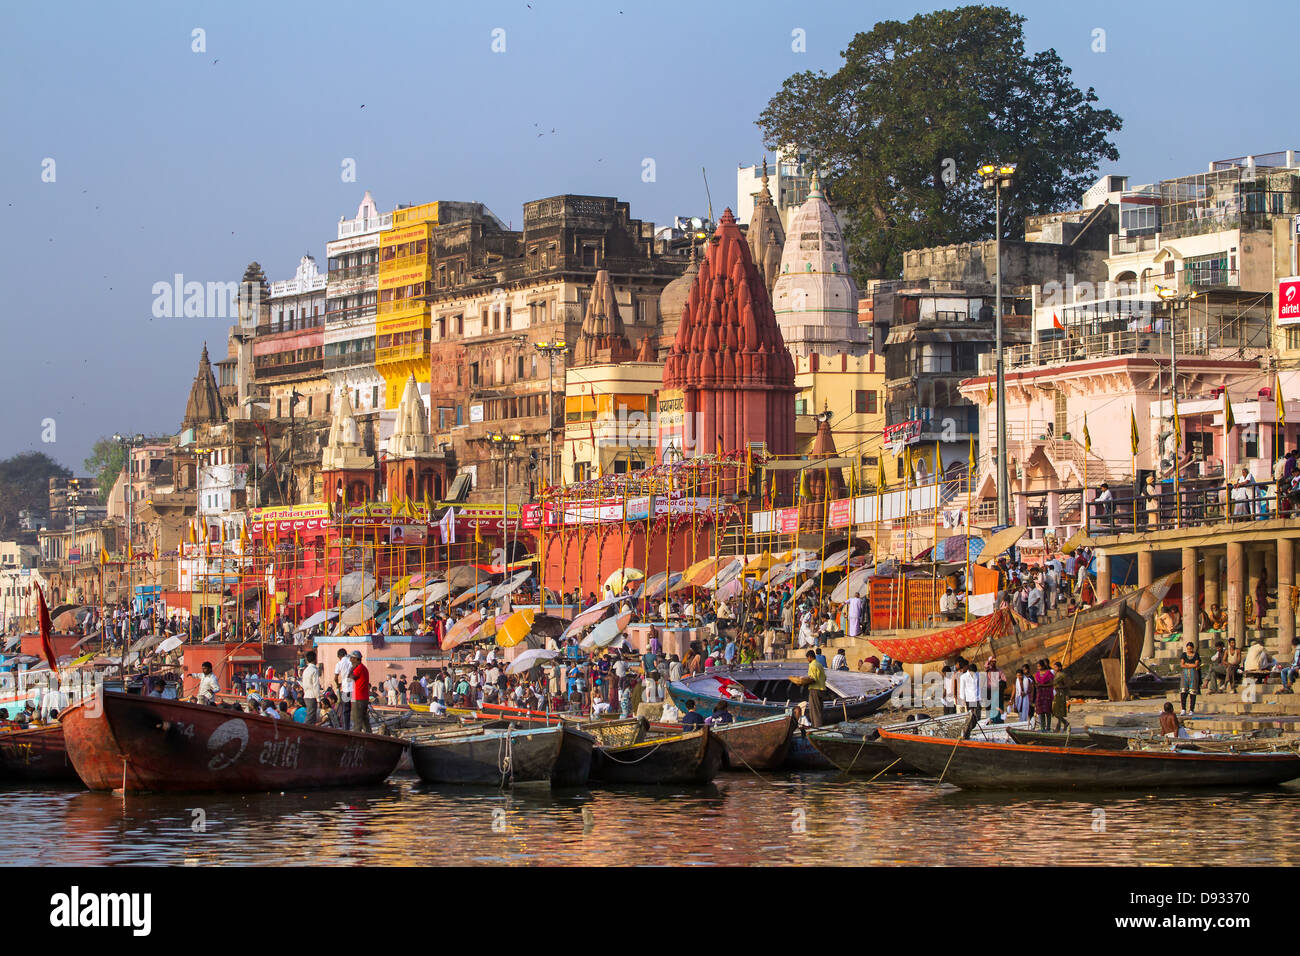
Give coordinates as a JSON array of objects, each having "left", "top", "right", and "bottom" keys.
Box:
[{"left": 661, "top": 208, "right": 797, "bottom": 472}]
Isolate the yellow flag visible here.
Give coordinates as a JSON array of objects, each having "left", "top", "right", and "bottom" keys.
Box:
[
  {"left": 905, "top": 446, "right": 915, "bottom": 484},
  {"left": 126, "top": 542, "right": 134, "bottom": 561},
  {"left": 798, "top": 469, "right": 809, "bottom": 500},
  {"left": 1223, "top": 390, "right": 1236, "bottom": 432},
  {"left": 1083, "top": 414, "right": 1092, "bottom": 453},
  {"left": 220, "top": 522, "right": 227, "bottom": 544},
  {"left": 239, "top": 523, "right": 249, "bottom": 550},
  {"left": 153, "top": 539, "right": 159, "bottom": 561},
  {"left": 99, "top": 547, "right": 109, "bottom": 566},
  {"left": 1130, "top": 409, "right": 1140, "bottom": 456},
  {"left": 986, "top": 380, "right": 994, "bottom": 405},
  {"left": 188, "top": 522, "right": 196, "bottom": 545},
  {"left": 876, "top": 457, "right": 886, "bottom": 491},
  {"left": 474, "top": 521, "right": 483, "bottom": 545},
  {"left": 1277, "top": 375, "right": 1286, "bottom": 429},
  {"left": 968, "top": 436, "right": 976, "bottom": 473},
  {"left": 1172, "top": 392, "right": 1181, "bottom": 452}
]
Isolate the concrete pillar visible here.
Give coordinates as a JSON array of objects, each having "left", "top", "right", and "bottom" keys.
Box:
[
  {"left": 1096, "top": 552, "right": 1111, "bottom": 603},
  {"left": 1204, "top": 552, "right": 1221, "bottom": 614},
  {"left": 1227, "top": 541, "right": 1246, "bottom": 646},
  {"left": 1182, "top": 546, "right": 1199, "bottom": 648},
  {"left": 1138, "top": 549, "right": 1154, "bottom": 657},
  {"left": 1278, "top": 538, "right": 1295, "bottom": 655},
  {"left": 1248, "top": 548, "right": 1265, "bottom": 629}
]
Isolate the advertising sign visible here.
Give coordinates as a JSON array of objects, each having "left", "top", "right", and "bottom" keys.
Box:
[{"left": 1279, "top": 277, "right": 1300, "bottom": 325}]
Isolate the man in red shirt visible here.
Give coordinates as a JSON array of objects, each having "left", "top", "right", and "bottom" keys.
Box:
[{"left": 349, "top": 650, "right": 371, "bottom": 733}]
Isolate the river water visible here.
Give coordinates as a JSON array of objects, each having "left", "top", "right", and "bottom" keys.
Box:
[{"left": 12, "top": 771, "right": 1300, "bottom": 866}]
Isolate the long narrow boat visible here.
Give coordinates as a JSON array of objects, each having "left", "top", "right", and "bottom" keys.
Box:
[
  {"left": 877, "top": 728, "right": 1300, "bottom": 790},
  {"left": 784, "top": 731, "right": 835, "bottom": 771},
  {"left": 410, "top": 725, "right": 564, "bottom": 786},
  {"left": 0, "top": 723, "right": 80, "bottom": 783},
  {"left": 669, "top": 664, "right": 899, "bottom": 724},
  {"left": 988, "top": 578, "right": 1172, "bottom": 697},
  {"left": 589, "top": 727, "right": 724, "bottom": 785},
  {"left": 60, "top": 692, "right": 407, "bottom": 793},
  {"left": 653, "top": 712, "right": 794, "bottom": 771}
]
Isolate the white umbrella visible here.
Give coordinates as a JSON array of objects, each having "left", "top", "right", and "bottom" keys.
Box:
[
  {"left": 819, "top": 548, "right": 853, "bottom": 573},
  {"left": 422, "top": 581, "right": 452, "bottom": 604},
  {"left": 506, "top": 648, "right": 559, "bottom": 675},
  {"left": 157, "top": 636, "right": 184, "bottom": 654},
  {"left": 336, "top": 598, "right": 377, "bottom": 631},
  {"left": 559, "top": 594, "right": 624, "bottom": 641},
  {"left": 338, "top": 571, "right": 376, "bottom": 604},
  {"left": 639, "top": 571, "right": 682, "bottom": 600},
  {"left": 830, "top": 566, "right": 874, "bottom": 604},
  {"left": 580, "top": 610, "right": 633, "bottom": 650},
  {"left": 489, "top": 570, "right": 532, "bottom": 601},
  {"left": 451, "top": 581, "right": 493, "bottom": 607},
  {"left": 296, "top": 608, "right": 340, "bottom": 632}
]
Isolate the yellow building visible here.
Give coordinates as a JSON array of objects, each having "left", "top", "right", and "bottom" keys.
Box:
[
  {"left": 376, "top": 203, "right": 442, "bottom": 408},
  {"left": 793, "top": 352, "right": 896, "bottom": 485},
  {"left": 563, "top": 361, "right": 662, "bottom": 482}
]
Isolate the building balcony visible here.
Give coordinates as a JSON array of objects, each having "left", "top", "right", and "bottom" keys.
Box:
[
  {"left": 323, "top": 348, "right": 376, "bottom": 371},
  {"left": 253, "top": 359, "right": 325, "bottom": 381},
  {"left": 376, "top": 300, "right": 430, "bottom": 321},
  {"left": 375, "top": 343, "right": 428, "bottom": 366},
  {"left": 990, "top": 327, "right": 1211, "bottom": 372}
]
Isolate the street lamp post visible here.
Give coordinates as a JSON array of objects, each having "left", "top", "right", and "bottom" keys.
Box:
[
  {"left": 534, "top": 341, "right": 567, "bottom": 490},
  {"left": 980, "top": 162, "right": 1017, "bottom": 527},
  {"left": 489, "top": 432, "right": 523, "bottom": 568}
]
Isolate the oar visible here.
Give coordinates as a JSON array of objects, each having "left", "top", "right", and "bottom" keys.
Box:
[{"left": 1061, "top": 604, "right": 1083, "bottom": 747}]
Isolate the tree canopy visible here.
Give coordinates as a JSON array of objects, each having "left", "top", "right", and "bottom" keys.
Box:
[
  {"left": 0, "top": 452, "right": 69, "bottom": 538},
  {"left": 84, "top": 437, "right": 128, "bottom": 504},
  {"left": 757, "top": 5, "right": 1122, "bottom": 280}
]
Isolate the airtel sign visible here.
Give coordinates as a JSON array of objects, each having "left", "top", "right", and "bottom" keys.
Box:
[{"left": 1280, "top": 277, "right": 1300, "bottom": 324}]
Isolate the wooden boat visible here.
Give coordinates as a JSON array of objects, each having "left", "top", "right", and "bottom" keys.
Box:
[
  {"left": 410, "top": 725, "right": 564, "bottom": 786},
  {"left": 866, "top": 610, "right": 1013, "bottom": 664},
  {"left": 60, "top": 692, "right": 407, "bottom": 793},
  {"left": 1006, "top": 728, "right": 1122, "bottom": 750},
  {"left": 669, "top": 663, "right": 898, "bottom": 724},
  {"left": 806, "top": 721, "right": 915, "bottom": 774},
  {"left": 589, "top": 727, "right": 724, "bottom": 785},
  {"left": 988, "top": 579, "right": 1172, "bottom": 697},
  {"left": 0, "top": 722, "right": 80, "bottom": 783},
  {"left": 654, "top": 712, "right": 794, "bottom": 770},
  {"left": 877, "top": 728, "right": 1300, "bottom": 790},
  {"left": 784, "top": 731, "right": 835, "bottom": 771}
]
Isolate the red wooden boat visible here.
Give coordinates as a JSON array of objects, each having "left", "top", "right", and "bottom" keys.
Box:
[
  {"left": 0, "top": 723, "right": 80, "bottom": 783},
  {"left": 60, "top": 692, "right": 408, "bottom": 793}
]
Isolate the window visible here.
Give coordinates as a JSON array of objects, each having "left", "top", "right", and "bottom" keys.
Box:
[
  {"left": 854, "top": 390, "right": 877, "bottom": 414},
  {"left": 470, "top": 362, "right": 479, "bottom": 385},
  {"left": 372, "top": 385, "right": 380, "bottom": 408},
  {"left": 1053, "top": 390, "right": 1067, "bottom": 435},
  {"left": 517, "top": 356, "right": 524, "bottom": 379}
]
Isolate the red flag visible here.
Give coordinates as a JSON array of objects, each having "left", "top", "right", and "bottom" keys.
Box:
[
  {"left": 34, "top": 584, "right": 58, "bottom": 673},
  {"left": 1052, "top": 312, "right": 1064, "bottom": 333}
]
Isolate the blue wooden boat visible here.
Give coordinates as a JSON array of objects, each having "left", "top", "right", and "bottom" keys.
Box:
[
  {"left": 668, "top": 663, "right": 898, "bottom": 724},
  {"left": 410, "top": 725, "right": 563, "bottom": 786}
]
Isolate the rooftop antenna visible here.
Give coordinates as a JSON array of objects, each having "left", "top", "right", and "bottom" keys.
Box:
[{"left": 701, "top": 167, "right": 714, "bottom": 229}]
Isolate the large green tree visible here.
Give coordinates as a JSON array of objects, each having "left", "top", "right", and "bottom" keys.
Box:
[
  {"left": 757, "top": 5, "right": 1122, "bottom": 280},
  {"left": 0, "top": 452, "right": 70, "bottom": 537},
  {"left": 84, "top": 437, "right": 128, "bottom": 504}
]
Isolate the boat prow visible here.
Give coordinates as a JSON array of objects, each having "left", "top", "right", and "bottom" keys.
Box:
[{"left": 61, "top": 692, "right": 408, "bottom": 793}]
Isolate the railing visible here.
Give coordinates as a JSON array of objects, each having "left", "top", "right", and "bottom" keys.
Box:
[
  {"left": 1086, "top": 476, "right": 1295, "bottom": 535},
  {"left": 253, "top": 358, "right": 324, "bottom": 380},
  {"left": 323, "top": 348, "right": 375, "bottom": 371},
  {"left": 997, "top": 328, "right": 1210, "bottom": 371},
  {"left": 338, "top": 213, "right": 392, "bottom": 238},
  {"left": 254, "top": 317, "right": 325, "bottom": 336},
  {"left": 375, "top": 343, "right": 427, "bottom": 365}
]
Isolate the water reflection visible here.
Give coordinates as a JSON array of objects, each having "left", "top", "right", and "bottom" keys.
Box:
[{"left": 3, "top": 773, "right": 1294, "bottom": 866}]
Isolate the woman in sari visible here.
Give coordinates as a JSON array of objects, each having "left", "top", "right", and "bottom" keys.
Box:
[{"left": 1033, "top": 659, "right": 1055, "bottom": 731}]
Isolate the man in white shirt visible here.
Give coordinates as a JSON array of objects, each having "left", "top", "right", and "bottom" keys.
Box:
[
  {"left": 847, "top": 595, "right": 862, "bottom": 637},
  {"left": 958, "top": 662, "right": 984, "bottom": 721},
  {"left": 642, "top": 672, "right": 664, "bottom": 704},
  {"left": 667, "top": 655, "right": 683, "bottom": 682},
  {"left": 302, "top": 651, "right": 321, "bottom": 724},
  {"left": 334, "top": 649, "right": 354, "bottom": 730},
  {"left": 196, "top": 661, "right": 220, "bottom": 705},
  {"left": 831, "top": 649, "right": 848, "bottom": 671}
]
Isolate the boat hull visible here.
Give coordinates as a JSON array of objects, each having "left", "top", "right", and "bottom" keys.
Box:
[
  {"left": 784, "top": 732, "right": 835, "bottom": 770},
  {"left": 590, "top": 728, "right": 724, "bottom": 785},
  {"left": 61, "top": 693, "right": 407, "bottom": 793},
  {"left": 0, "top": 723, "right": 80, "bottom": 783},
  {"left": 667, "top": 682, "right": 891, "bottom": 724},
  {"left": 1005, "top": 728, "right": 1122, "bottom": 750},
  {"left": 806, "top": 729, "right": 912, "bottom": 774},
  {"left": 656, "top": 712, "right": 794, "bottom": 771},
  {"left": 990, "top": 599, "right": 1146, "bottom": 697},
  {"left": 878, "top": 729, "right": 1300, "bottom": 790},
  {"left": 411, "top": 726, "right": 562, "bottom": 786}
]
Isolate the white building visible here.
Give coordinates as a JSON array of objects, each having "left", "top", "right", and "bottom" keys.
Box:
[
  {"left": 735, "top": 148, "right": 815, "bottom": 231},
  {"left": 326, "top": 192, "right": 390, "bottom": 415}
]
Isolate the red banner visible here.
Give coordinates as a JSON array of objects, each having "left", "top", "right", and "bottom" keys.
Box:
[{"left": 829, "top": 498, "right": 852, "bottom": 529}]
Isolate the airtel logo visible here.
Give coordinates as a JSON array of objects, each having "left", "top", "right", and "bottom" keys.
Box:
[{"left": 1289, "top": 285, "right": 1298, "bottom": 303}]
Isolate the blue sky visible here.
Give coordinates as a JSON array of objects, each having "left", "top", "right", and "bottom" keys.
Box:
[{"left": 1, "top": 0, "right": 1294, "bottom": 472}]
